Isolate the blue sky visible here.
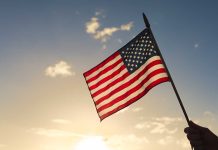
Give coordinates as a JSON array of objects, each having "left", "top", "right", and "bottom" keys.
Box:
[{"left": 0, "top": 1, "right": 218, "bottom": 150}]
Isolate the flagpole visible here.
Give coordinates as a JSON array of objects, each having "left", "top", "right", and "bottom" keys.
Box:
[{"left": 142, "top": 13, "right": 191, "bottom": 126}]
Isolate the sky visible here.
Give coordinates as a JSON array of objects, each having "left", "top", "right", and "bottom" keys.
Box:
[{"left": 0, "top": 0, "right": 218, "bottom": 150}]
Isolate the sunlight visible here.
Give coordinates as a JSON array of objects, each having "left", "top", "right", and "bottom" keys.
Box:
[{"left": 74, "top": 136, "right": 109, "bottom": 150}]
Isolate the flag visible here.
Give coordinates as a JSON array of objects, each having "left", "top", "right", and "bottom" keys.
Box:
[{"left": 84, "top": 28, "right": 169, "bottom": 120}]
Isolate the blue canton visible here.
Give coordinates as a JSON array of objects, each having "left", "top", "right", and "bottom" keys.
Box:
[{"left": 119, "top": 29, "right": 159, "bottom": 73}]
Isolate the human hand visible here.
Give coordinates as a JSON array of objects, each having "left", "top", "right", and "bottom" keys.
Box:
[{"left": 184, "top": 121, "right": 218, "bottom": 150}]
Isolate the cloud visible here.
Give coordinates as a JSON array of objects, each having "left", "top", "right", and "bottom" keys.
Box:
[
  {"left": 194, "top": 43, "right": 199, "bottom": 48},
  {"left": 85, "top": 15, "right": 133, "bottom": 43},
  {"left": 153, "top": 117, "right": 182, "bottom": 125},
  {"left": 116, "top": 107, "right": 129, "bottom": 115},
  {"left": 158, "top": 136, "right": 174, "bottom": 145},
  {"left": 95, "top": 11, "right": 101, "bottom": 16},
  {"left": 150, "top": 122, "right": 178, "bottom": 134},
  {"left": 95, "top": 11, "right": 106, "bottom": 18},
  {"left": 132, "top": 107, "right": 143, "bottom": 112},
  {"left": 45, "top": 61, "right": 75, "bottom": 78},
  {"left": 51, "top": 119, "right": 72, "bottom": 124},
  {"left": 134, "top": 116, "right": 182, "bottom": 134},
  {"left": 120, "top": 22, "right": 134, "bottom": 31},
  {"left": 94, "top": 27, "right": 119, "bottom": 42},
  {"left": 86, "top": 17, "right": 100, "bottom": 34},
  {"left": 113, "top": 106, "right": 143, "bottom": 116},
  {"left": 135, "top": 123, "right": 151, "bottom": 129},
  {"left": 28, "top": 128, "right": 86, "bottom": 138}
]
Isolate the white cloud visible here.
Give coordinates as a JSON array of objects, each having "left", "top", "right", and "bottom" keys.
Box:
[
  {"left": 158, "top": 136, "right": 174, "bottom": 145},
  {"left": 51, "top": 119, "right": 72, "bottom": 124},
  {"left": 45, "top": 61, "right": 74, "bottom": 77},
  {"left": 194, "top": 43, "right": 199, "bottom": 48},
  {"left": 28, "top": 128, "right": 86, "bottom": 138},
  {"left": 94, "top": 27, "right": 119, "bottom": 42},
  {"left": 120, "top": 22, "right": 134, "bottom": 31},
  {"left": 135, "top": 123, "right": 151, "bottom": 129},
  {"left": 95, "top": 10, "right": 106, "bottom": 18},
  {"left": 86, "top": 17, "right": 100, "bottom": 34},
  {"left": 153, "top": 117, "right": 183, "bottom": 125},
  {"left": 150, "top": 122, "right": 178, "bottom": 134},
  {"left": 135, "top": 117, "right": 182, "bottom": 135},
  {"left": 95, "top": 11, "right": 101, "bottom": 16},
  {"left": 116, "top": 107, "right": 129, "bottom": 115},
  {"left": 132, "top": 107, "right": 143, "bottom": 112},
  {"left": 85, "top": 15, "right": 133, "bottom": 43}
]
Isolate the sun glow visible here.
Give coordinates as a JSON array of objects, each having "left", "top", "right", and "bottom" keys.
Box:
[{"left": 74, "top": 136, "right": 109, "bottom": 150}]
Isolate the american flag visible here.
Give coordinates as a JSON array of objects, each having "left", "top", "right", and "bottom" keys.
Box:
[{"left": 84, "top": 28, "right": 169, "bottom": 120}]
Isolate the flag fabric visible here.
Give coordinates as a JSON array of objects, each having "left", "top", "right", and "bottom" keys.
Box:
[{"left": 84, "top": 28, "right": 169, "bottom": 120}]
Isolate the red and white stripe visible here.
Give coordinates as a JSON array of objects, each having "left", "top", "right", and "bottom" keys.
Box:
[{"left": 84, "top": 51, "right": 169, "bottom": 120}]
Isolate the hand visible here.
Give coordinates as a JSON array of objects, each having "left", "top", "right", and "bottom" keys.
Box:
[{"left": 184, "top": 121, "right": 218, "bottom": 150}]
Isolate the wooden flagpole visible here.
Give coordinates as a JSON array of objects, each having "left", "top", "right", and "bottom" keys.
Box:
[{"left": 142, "top": 13, "right": 191, "bottom": 126}]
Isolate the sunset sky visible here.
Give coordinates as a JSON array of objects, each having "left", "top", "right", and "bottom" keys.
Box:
[{"left": 1, "top": 0, "right": 218, "bottom": 150}]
